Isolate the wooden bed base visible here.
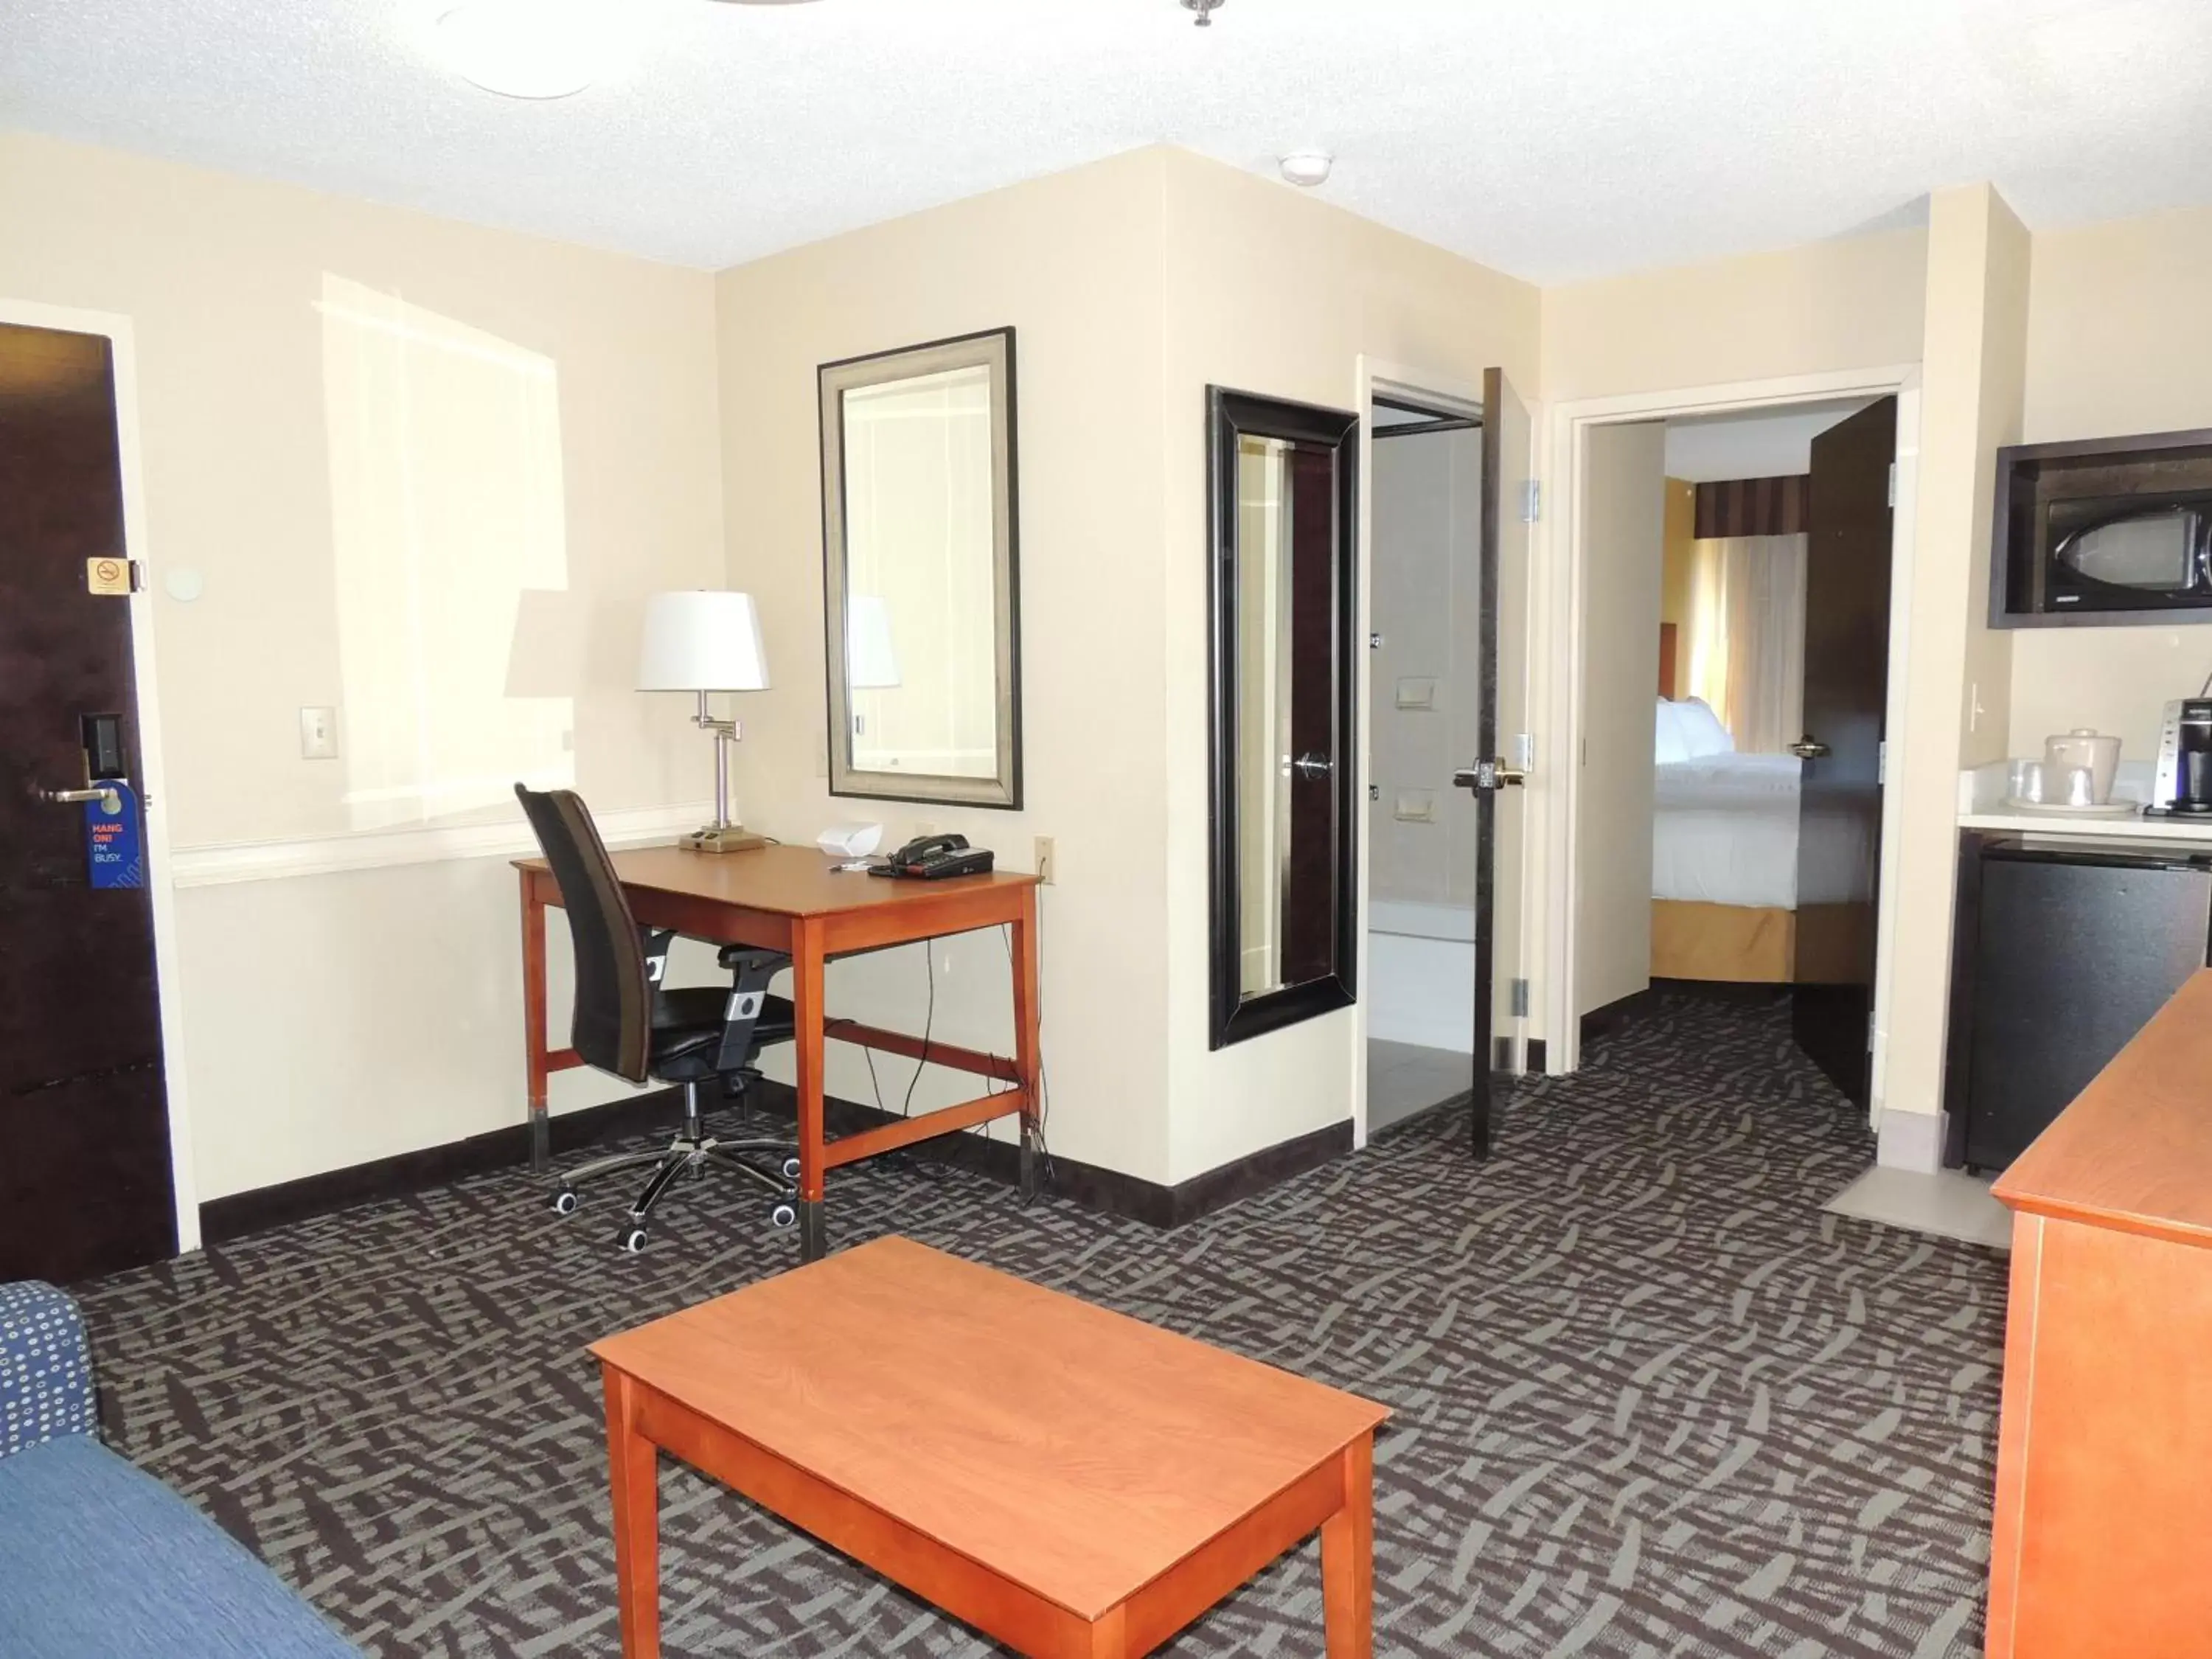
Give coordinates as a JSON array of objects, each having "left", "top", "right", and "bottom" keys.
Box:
[{"left": 1650, "top": 900, "right": 1796, "bottom": 984}]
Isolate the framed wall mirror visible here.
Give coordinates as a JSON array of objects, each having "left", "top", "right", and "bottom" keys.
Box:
[
  {"left": 1207, "top": 387, "right": 1360, "bottom": 1048},
  {"left": 820, "top": 327, "right": 1021, "bottom": 809}
]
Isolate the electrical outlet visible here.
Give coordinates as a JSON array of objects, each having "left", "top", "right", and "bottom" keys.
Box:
[
  {"left": 1033, "top": 835, "right": 1056, "bottom": 884},
  {"left": 299, "top": 706, "right": 338, "bottom": 760}
]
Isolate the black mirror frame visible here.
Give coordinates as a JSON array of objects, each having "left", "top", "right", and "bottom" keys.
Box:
[{"left": 1206, "top": 386, "right": 1362, "bottom": 1051}]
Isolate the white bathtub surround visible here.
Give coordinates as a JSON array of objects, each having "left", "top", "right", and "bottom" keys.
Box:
[{"left": 1368, "top": 898, "right": 1476, "bottom": 1053}]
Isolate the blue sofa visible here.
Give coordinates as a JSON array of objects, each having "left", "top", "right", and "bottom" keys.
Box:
[{"left": 0, "top": 1281, "right": 356, "bottom": 1658}]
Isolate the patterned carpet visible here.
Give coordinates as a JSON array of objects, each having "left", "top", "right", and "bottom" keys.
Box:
[{"left": 74, "top": 992, "right": 2006, "bottom": 1657}]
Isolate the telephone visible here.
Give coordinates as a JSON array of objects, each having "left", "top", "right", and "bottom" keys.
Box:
[{"left": 869, "top": 832, "right": 996, "bottom": 881}]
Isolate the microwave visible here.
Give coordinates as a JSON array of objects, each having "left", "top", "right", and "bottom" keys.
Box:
[
  {"left": 1992, "top": 431, "right": 2212, "bottom": 626},
  {"left": 2042, "top": 495, "right": 2212, "bottom": 613}
]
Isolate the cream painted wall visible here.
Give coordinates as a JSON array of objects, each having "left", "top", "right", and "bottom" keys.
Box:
[
  {"left": 1543, "top": 229, "right": 1930, "bottom": 403},
  {"left": 1883, "top": 185, "right": 2030, "bottom": 1150},
  {"left": 0, "top": 133, "right": 730, "bottom": 1199},
  {"left": 1576, "top": 423, "right": 1666, "bottom": 1018},
  {"left": 713, "top": 150, "right": 1174, "bottom": 1183},
  {"left": 1158, "top": 149, "right": 1541, "bottom": 1182},
  {"left": 2008, "top": 206, "right": 2212, "bottom": 760},
  {"left": 1660, "top": 479, "right": 1696, "bottom": 695}
]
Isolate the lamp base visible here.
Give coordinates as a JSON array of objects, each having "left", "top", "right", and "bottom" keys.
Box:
[{"left": 683, "top": 824, "right": 770, "bottom": 855}]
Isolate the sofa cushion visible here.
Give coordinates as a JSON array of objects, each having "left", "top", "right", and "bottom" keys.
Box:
[
  {"left": 0, "top": 1434, "right": 356, "bottom": 1658},
  {"left": 0, "top": 1282, "right": 96, "bottom": 1457}
]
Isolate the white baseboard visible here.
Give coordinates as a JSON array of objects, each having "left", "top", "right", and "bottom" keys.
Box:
[
  {"left": 168, "top": 801, "right": 714, "bottom": 888},
  {"left": 1876, "top": 1106, "right": 1948, "bottom": 1174}
]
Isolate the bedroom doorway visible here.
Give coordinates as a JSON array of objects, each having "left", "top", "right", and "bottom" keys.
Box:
[
  {"left": 1565, "top": 386, "right": 1907, "bottom": 1111},
  {"left": 1357, "top": 367, "right": 1531, "bottom": 1155}
]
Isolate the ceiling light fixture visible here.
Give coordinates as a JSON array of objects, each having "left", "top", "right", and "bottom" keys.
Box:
[
  {"left": 1280, "top": 151, "right": 1333, "bottom": 188},
  {"left": 1181, "top": 0, "right": 1225, "bottom": 26},
  {"left": 433, "top": 0, "right": 616, "bottom": 100}
]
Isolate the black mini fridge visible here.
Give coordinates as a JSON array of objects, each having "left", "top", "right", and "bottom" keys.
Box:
[{"left": 1959, "top": 838, "right": 2212, "bottom": 1171}]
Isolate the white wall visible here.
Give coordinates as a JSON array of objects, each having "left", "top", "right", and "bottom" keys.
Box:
[
  {"left": 1157, "top": 149, "right": 1542, "bottom": 1183},
  {"left": 2008, "top": 205, "right": 2212, "bottom": 762},
  {"left": 1576, "top": 422, "right": 1666, "bottom": 1018},
  {"left": 1369, "top": 427, "right": 1483, "bottom": 910},
  {"left": 714, "top": 149, "right": 1175, "bottom": 1183},
  {"left": 0, "top": 132, "right": 730, "bottom": 1200}
]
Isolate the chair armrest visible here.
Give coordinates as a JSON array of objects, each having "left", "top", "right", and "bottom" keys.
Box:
[{"left": 0, "top": 1281, "right": 98, "bottom": 1459}]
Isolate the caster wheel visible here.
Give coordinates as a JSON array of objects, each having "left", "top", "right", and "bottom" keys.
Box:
[
  {"left": 618, "top": 1225, "right": 648, "bottom": 1253},
  {"left": 782, "top": 1156, "right": 802, "bottom": 1181},
  {"left": 549, "top": 1188, "right": 579, "bottom": 1217},
  {"left": 770, "top": 1203, "right": 797, "bottom": 1231}
]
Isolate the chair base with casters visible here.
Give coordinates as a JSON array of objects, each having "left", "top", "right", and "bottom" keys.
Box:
[{"left": 551, "top": 1075, "right": 804, "bottom": 1253}]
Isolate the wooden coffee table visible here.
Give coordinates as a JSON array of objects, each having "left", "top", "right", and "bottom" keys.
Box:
[{"left": 591, "top": 1237, "right": 1390, "bottom": 1658}]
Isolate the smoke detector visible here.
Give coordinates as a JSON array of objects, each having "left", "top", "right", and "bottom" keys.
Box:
[
  {"left": 1181, "top": 0, "right": 1225, "bottom": 26},
  {"left": 1279, "top": 152, "right": 1334, "bottom": 188}
]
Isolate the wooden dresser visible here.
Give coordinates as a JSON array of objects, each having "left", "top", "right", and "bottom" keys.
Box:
[{"left": 1987, "top": 969, "right": 2212, "bottom": 1658}]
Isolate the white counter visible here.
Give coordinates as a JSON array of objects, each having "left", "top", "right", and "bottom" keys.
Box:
[{"left": 1957, "top": 758, "right": 2212, "bottom": 845}]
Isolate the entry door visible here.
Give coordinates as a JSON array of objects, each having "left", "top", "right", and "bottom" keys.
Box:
[
  {"left": 1450, "top": 366, "right": 1531, "bottom": 1158},
  {"left": 1791, "top": 395, "right": 1898, "bottom": 1107},
  {"left": 0, "top": 322, "right": 176, "bottom": 1284}
]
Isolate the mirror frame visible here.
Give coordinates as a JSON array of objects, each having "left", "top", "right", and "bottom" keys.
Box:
[
  {"left": 818, "top": 327, "right": 1023, "bottom": 810},
  {"left": 1206, "top": 386, "right": 1361, "bottom": 1050}
]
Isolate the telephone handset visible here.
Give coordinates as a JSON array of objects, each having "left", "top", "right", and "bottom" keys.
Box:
[{"left": 869, "top": 832, "right": 996, "bottom": 881}]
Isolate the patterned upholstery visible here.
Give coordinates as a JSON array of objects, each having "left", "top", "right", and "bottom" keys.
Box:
[{"left": 0, "top": 1281, "right": 97, "bottom": 1459}]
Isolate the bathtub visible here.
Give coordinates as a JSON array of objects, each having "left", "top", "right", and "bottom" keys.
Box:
[{"left": 1366, "top": 898, "right": 1476, "bottom": 1053}]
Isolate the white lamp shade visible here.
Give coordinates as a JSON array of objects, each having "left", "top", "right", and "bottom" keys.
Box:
[
  {"left": 846, "top": 595, "right": 901, "bottom": 690},
  {"left": 636, "top": 591, "right": 770, "bottom": 692}
]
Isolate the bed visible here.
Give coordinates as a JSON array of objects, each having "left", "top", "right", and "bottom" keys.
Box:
[{"left": 1651, "top": 698, "right": 1800, "bottom": 982}]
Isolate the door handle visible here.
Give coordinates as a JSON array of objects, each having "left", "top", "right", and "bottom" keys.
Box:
[
  {"left": 1787, "top": 739, "right": 1832, "bottom": 760},
  {"left": 39, "top": 785, "right": 123, "bottom": 812},
  {"left": 1290, "top": 752, "right": 1334, "bottom": 780},
  {"left": 1453, "top": 759, "right": 1528, "bottom": 792}
]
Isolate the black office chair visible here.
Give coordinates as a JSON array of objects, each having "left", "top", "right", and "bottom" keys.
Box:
[{"left": 515, "top": 784, "right": 801, "bottom": 1253}]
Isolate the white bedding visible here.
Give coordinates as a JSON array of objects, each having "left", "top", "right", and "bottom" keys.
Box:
[{"left": 1652, "top": 752, "right": 1802, "bottom": 908}]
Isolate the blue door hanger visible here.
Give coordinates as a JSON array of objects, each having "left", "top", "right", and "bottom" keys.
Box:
[{"left": 84, "top": 780, "right": 145, "bottom": 890}]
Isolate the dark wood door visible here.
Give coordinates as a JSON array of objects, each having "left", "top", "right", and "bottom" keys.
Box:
[
  {"left": 0, "top": 322, "right": 175, "bottom": 1284},
  {"left": 1792, "top": 395, "right": 1897, "bottom": 1107}
]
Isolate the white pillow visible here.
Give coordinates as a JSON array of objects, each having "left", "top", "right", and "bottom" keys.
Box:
[
  {"left": 1655, "top": 698, "right": 1692, "bottom": 765},
  {"left": 1675, "top": 697, "right": 1735, "bottom": 758}
]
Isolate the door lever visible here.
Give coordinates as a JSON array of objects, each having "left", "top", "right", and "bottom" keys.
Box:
[
  {"left": 1787, "top": 738, "right": 1832, "bottom": 760},
  {"left": 1453, "top": 759, "right": 1528, "bottom": 792},
  {"left": 39, "top": 785, "right": 123, "bottom": 813},
  {"left": 1290, "top": 752, "right": 1334, "bottom": 780}
]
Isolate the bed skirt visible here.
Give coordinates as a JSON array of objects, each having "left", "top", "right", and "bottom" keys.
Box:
[{"left": 1650, "top": 900, "right": 1796, "bottom": 984}]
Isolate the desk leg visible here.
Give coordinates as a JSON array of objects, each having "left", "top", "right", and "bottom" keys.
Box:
[
  {"left": 1321, "top": 1433, "right": 1374, "bottom": 1658},
  {"left": 1012, "top": 885, "right": 1043, "bottom": 1205},
  {"left": 521, "top": 869, "right": 552, "bottom": 1173},
  {"left": 794, "top": 920, "right": 828, "bottom": 1262},
  {"left": 603, "top": 1367, "right": 661, "bottom": 1659}
]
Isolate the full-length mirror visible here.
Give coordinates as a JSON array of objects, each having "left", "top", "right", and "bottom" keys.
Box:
[
  {"left": 820, "top": 328, "right": 1021, "bottom": 808},
  {"left": 1208, "top": 387, "right": 1360, "bottom": 1048}
]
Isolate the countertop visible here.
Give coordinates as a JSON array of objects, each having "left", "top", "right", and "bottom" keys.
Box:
[
  {"left": 1958, "top": 809, "right": 2212, "bottom": 844},
  {"left": 1994, "top": 969, "right": 2212, "bottom": 1250}
]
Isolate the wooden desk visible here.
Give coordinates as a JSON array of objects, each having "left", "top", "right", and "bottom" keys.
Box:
[
  {"left": 591, "top": 1237, "right": 1390, "bottom": 1658},
  {"left": 1986, "top": 969, "right": 2212, "bottom": 1658},
  {"left": 517, "top": 844, "right": 1043, "bottom": 1260}
]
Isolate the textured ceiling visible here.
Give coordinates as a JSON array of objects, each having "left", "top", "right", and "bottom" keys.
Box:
[{"left": 4, "top": 0, "right": 2209, "bottom": 283}]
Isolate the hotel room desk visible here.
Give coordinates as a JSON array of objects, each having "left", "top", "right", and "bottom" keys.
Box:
[
  {"left": 516, "top": 845, "right": 1043, "bottom": 1260},
  {"left": 1987, "top": 968, "right": 2212, "bottom": 1658}
]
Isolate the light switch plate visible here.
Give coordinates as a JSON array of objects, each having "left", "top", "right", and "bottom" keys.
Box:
[{"left": 299, "top": 706, "right": 338, "bottom": 760}]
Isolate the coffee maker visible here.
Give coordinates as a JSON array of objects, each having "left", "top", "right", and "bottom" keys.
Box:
[{"left": 2149, "top": 699, "right": 2212, "bottom": 815}]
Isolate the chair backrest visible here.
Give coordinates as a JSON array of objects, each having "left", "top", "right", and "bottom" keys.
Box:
[{"left": 513, "top": 785, "right": 651, "bottom": 1083}]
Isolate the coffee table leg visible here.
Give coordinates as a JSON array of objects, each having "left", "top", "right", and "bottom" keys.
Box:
[
  {"left": 604, "top": 1366, "right": 661, "bottom": 1659},
  {"left": 1321, "top": 1433, "right": 1374, "bottom": 1658}
]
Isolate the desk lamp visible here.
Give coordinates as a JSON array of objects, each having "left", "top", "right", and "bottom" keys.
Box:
[{"left": 638, "top": 590, "right": 771, "bottom": 854}]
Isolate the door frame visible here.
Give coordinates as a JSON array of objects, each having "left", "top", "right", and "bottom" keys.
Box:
[
  {"left": 1352, "top": 356, "right": 1491, "bottom": 1149},
  {"left": 1535, "top": 364, "right": 1922, "bottom": 1132},
  {"left": 1, "top": 296, "right": 201, "bottom": 1253}
]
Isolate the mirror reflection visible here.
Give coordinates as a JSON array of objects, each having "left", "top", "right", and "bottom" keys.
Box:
[{"left": 821, "top": 331, "right": 1020, "bottom": 809}]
